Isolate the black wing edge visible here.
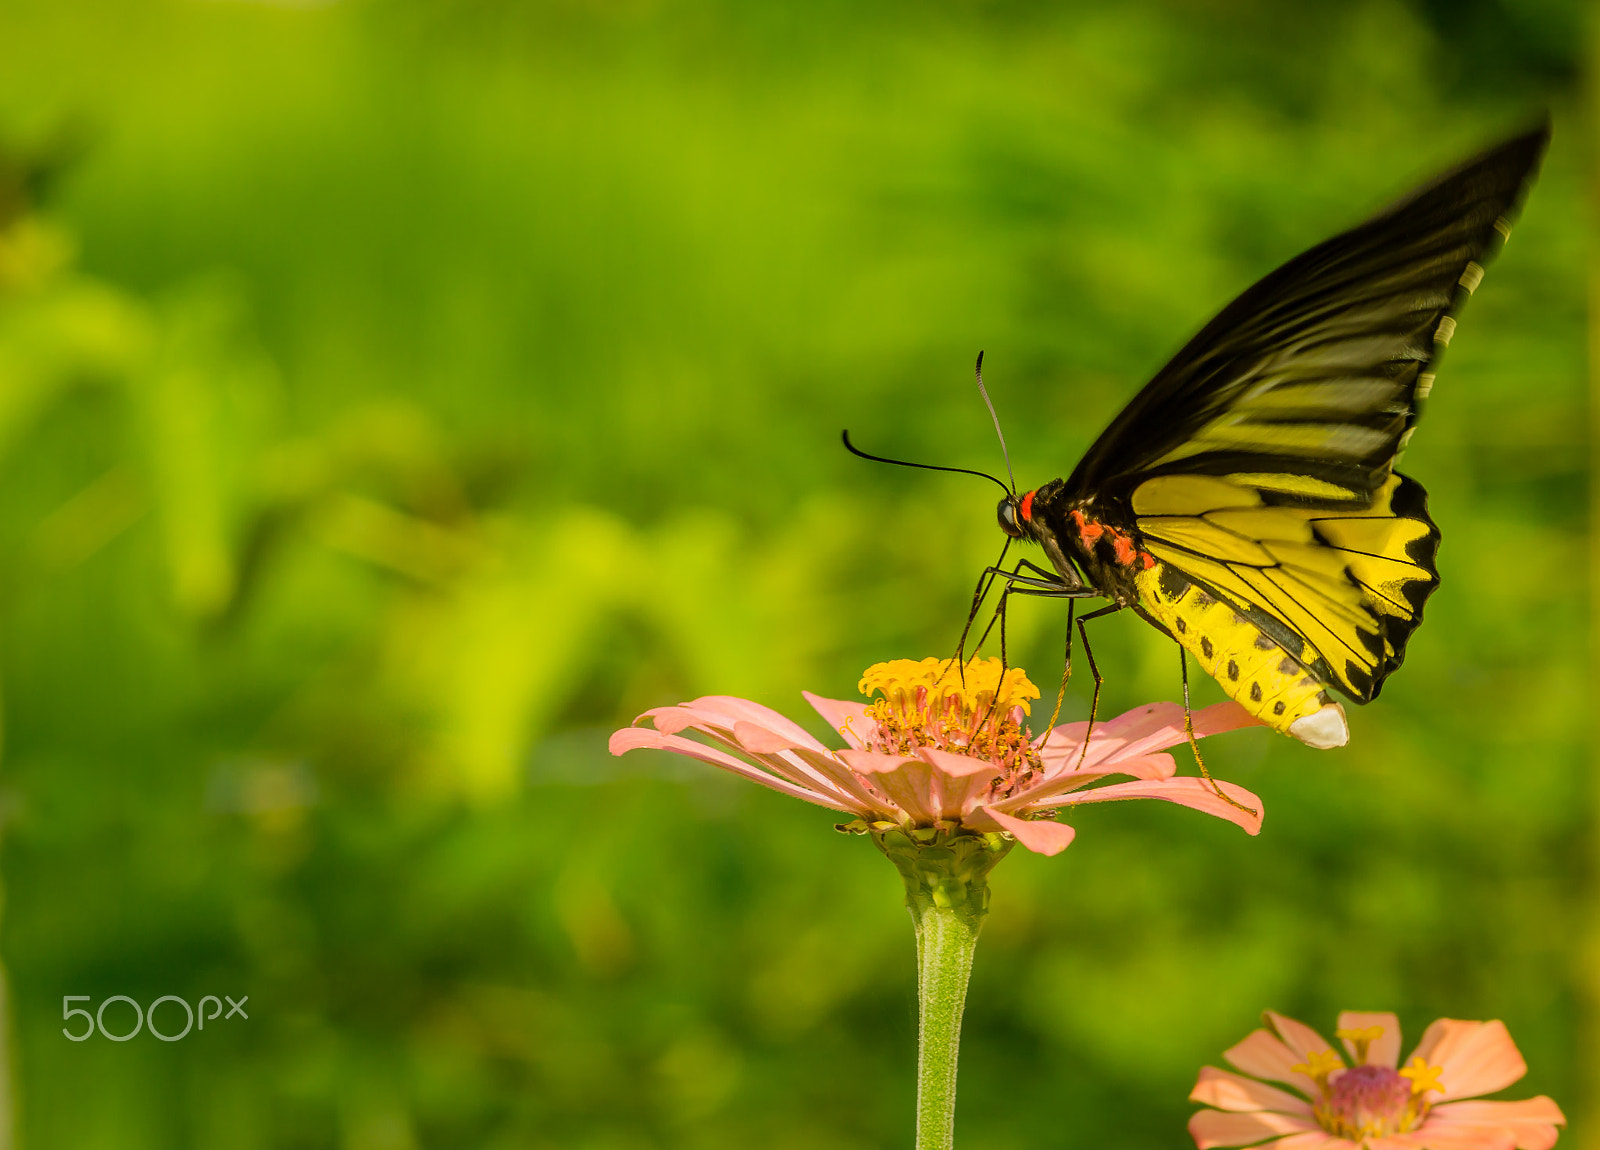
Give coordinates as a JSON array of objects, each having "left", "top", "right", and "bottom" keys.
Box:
[
  {"left": 1347, "top": 472, "right": 1442, "bottom": 703},
  {"left": 1065, "top": 118, "right": 1551, "bottom": 502}
]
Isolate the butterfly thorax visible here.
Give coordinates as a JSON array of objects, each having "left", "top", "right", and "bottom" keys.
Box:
[{"left": 1020, "top": 481, "right": 1150, "bottom": 606}]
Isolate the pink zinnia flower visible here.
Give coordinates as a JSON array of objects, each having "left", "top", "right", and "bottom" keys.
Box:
[
  {"left": 609, "top": 656, "right": 1264, "bottom": 855},
  {"left": 1189, "top": 1010, "right": 1565, "bottom": 1150}
]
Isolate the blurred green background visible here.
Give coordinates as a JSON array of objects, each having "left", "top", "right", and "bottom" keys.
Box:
[{"left": 0, "top": 1, "right": 1588, "bottom": 1147}]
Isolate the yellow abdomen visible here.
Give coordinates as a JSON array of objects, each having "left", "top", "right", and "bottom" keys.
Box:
[{"left": 1134, "top": 562, "right": 1348, "bottom": 749}]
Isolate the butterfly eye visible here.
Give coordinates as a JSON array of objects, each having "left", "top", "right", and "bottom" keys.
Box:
[{"left": 997, "top": 498, "right": 1024, "bottom": 538}]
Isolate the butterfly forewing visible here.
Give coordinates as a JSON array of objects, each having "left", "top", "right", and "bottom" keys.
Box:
[{"left": 1066, "top": 126, "right": 1549, "bottom": 506}]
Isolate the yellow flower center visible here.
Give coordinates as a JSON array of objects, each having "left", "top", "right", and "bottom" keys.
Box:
[{"left": 856, "top": 657, "right": 1044, "bottom": 788}]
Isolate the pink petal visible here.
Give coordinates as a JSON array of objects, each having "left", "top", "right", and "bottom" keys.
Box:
[
  {"left": 1045, "top": 776, "right": 1264, "bottom": 834},
  {"left": 1189, "top": 1108, "right": 1319, "bottom": 1148},
  {"left": 1040, "top": 700, "right": 1260, "bottom": 772},
  {"left": 731, "top": 720, "right": 801, "bottom": 755},
  {"left": 1266, "top": 1012, "right": 1339, "bottom": 1062},
  {"left": 645, "top": 696, "right": 830, "bottom": 752},
  {"left": 964, "top": 806, "right": 1075, "bottom": 855},
  {"left": 1223, "top": 1029, "right": 1318, "bottom": 1097},
  {"left": 783, "top": 745, "right": 892, "bottom": 814},
  {"left": 917, "top": 747, "right": 1005, "bottom": 818},
  {"left": 608, "top": 728, "right": 854, "bottom": 811},
  {"left": 1007, "top": 753, "right": 1177, "bottom": 807},
  {"left": 1190, "top": 1067, "right": 1314, "bottom": 1115},
  {"left": 1410, "top": 1021, "right": 1527, "bottom": 1101},
  {"left": 802, "top": 692, "right": 874, "bottom": 750},
  {"left": 1338, "top": 1011, "right": 1402, "bottom": 1068},
  {"left": 837, "top": 749, "right": 935, "bottom": 823},
  {"left": 678, "top": 720, "right": 864, "bottom": 809}
]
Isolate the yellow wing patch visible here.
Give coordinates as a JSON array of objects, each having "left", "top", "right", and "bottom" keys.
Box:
[{"left": 1130, "top": 471, "right": 1439, "bottom": 703}]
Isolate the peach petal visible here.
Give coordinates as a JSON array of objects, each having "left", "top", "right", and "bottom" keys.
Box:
[
  {"left": 965, "top": 806, "right": 1075, "bottom": 855},
  {"left": 802, "top": 692, "right": 874, "bottom": 749},
  {"left": 1430, "top": 1098, "right": 1565, "bottom": 1149},
  {"left": 1393, "top": 1124, "right": 1518, "bottom": 1150},
  {"left": 1264, "top": 1134, "right": 1353, "bottom": 1150},
  {"left": 1189, "top": 1107, "right": 1319, "bottom": 1148},
  {"left": 917, "top": 747, "right": 1005, "bottom": 818},
  {"left": 837, "top": 749, "right": 936, "bottom": 824},
  {"left": 1267, "top": 1012, "right": 1339, "bottom": 1061},
  {"left": 1044, "top": 777, "right": 1264, "bottom": 834},
  {"left": 608, "top": 728, "right": 854, "bottom": 811},
  {"left": 1338, "top": 1011, "right": 1402, "bottom": 1068},
  {"left": 1190, "top": 1066, "right": 1314, "bottom": 1116},
  {"left": 1411, "top": 1021, "right": 1527, "bottom": 1101},
  {"left": 1431, "top": 1099, "right": 1566, "bottom": 1127},
  {"left": 1424, "top": 1122, "right": 1558, "bottom": 1150},
  {"left": 1224, "top": 1029, "right": 1318, "bottom": 1097}
]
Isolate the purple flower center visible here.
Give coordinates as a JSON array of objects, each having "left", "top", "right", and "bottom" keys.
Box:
[{"left": 1317, "top": 1064, "right": 1422, "bottom": 1140}]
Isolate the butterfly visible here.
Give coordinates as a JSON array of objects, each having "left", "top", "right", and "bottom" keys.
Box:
[{"left": 983, "top": 124, "right": 1550, "bottom": 749}]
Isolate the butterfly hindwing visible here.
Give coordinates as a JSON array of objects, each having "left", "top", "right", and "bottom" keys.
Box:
[{"left": 1131, "top": 472, "right": 1439, "bottom": 703}]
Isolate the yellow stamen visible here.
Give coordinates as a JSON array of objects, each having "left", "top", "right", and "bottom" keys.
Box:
[
  {"left": 1292, "top": 1048, "right": 1345, "bottom": 1088},
  {"left": 1399, "top": 1057, "right": 1445, "bottom": 1096},
  {"left": 1336, "top": 1025, "right": 1386, "bottom": 1065},
  {"left": 856, "top": 657, "right": 1044, "bottom": 790},
  {"left": 859, "top": 657, "right": 1039, "bottom": 719}
]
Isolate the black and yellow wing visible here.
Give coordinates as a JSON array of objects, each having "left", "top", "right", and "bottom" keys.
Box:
[{"left": 1046, "top": 125, "right": 1547, "bottom": 740}]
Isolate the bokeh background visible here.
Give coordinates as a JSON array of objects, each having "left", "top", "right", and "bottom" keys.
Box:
[{"left": 0, "top": 1, "right": 1589, "bottom": 1147}]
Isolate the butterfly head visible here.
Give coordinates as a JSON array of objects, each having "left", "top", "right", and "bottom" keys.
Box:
[{"left": 996, "top": 488, "right": 1040, "bottom": 540}]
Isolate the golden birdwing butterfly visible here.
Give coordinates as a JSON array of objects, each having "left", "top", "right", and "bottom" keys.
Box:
[{"left": 994, "top": 123, "right": 1549, "bottom": 748}]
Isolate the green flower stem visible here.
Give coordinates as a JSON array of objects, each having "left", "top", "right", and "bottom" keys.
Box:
[{"left": 872, "top": 826, "right": 1015, "bottom": 1150}]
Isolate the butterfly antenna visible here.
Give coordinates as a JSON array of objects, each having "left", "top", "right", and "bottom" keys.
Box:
[
  {"left": 974, "top": 351, "right": 1016, "bottom": 496},
  {"left": 840, "top": 431, "right": 1012, "bottom": 496}
]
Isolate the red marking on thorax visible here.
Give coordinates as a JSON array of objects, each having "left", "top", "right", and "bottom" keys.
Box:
[
  {"left": 1069, "top": 508, "right": 1105, "bottom": 543},
  {"left": 1072, "top": 508, "right": 1155, "bottom": 569},
  {"left": 1019, "top": 490, "right": 1035, "bottom": 521}
]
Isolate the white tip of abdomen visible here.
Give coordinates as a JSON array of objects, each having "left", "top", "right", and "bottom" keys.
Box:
[{"left": 1290, "top": 703, "right": 1349, "bottom": 750}]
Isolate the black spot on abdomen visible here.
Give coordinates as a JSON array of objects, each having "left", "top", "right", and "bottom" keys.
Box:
[{"left": 1201, "top": 637, "right": 1214, "bottom": 659}]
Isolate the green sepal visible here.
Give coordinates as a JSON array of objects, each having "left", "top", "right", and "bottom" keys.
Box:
[{"left": 871, "top": 825, "right": 1015, "bottom": 931}]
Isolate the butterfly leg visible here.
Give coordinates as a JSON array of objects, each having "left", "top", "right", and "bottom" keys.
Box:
[
  {"left": 1040, "top": 598, "right": 1076, "bottom": 745},
  {"left": 1180, "top": 648, "right": 1258, "bottom": 818},
  {"left": 952, "top": 541, "right": 1014, "bottom": 682},
  {"left": 1069, "top": 603, "right": 1121, "bottom": 770},
  {"left": 986, "top": 576, "right": 1102, "bottom": 748},
  {"left": 964, "top": 562, "right": 1098, "bottom": 735}
]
